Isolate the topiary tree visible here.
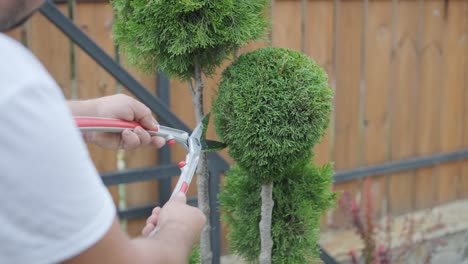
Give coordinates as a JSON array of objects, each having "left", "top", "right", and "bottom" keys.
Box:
[
  {"left": 220, "top": 163, "right": 335, "bottom": 263},
  {"left": 213, "top": 47, "right": 335, "bottom": 263},
  {"left": 111, "top": 1, "right": 268, "bottom": 263}
]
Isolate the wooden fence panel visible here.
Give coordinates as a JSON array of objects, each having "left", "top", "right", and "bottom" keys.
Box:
[
  {"left": 27, "top": 5, "right": 72, "bottom": 98},
  {"left": 333, "top": 0, "right": 364, "bottom": 171},
  {"left": 438, "top": 0, "right": 466, "bottom": 203},
  {"left": 5, "top": 26, "right": 24, "bottom": 43},
  {"left": 271, "top": 0, "right": 302, "bottom": 50},
  {"left": 439, "top": 1, "right": 468, "bottom": 202},
  {"left": 461, "top": 1, "right": 468, "bottom": 198},
  {"left": 303, "top": 0, "right": 335, "bottom": 229},
  {"left": 414, "top": 0, "right": 444, "bottom": 209},
  {"left": 331, "top": 0, "right": 364, "bottom": 227},
  {"left": 74, "top": 3, "right": 119, "bottom": 203},
  {"left": 305, "top": 0, "right": 335, "bottom": 167},
  {"left": 388, "top": 1, "right": 421, "bottom": 214},
  {"left": 362, "top": 0, "right": 393, "bottom": 218}
]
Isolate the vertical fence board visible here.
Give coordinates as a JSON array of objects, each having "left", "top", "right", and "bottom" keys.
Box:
[
  {"left": 331, "top": 0, "right": 364, "bottom": 227},
  {"left": 304, "top": 0, "right": 335, "bottom": 230},
  {"left": 414, "top": 0, "right": 444, "bottom": 209},
  {"left": 333, "top": 0, "right": 364, "bottom": 171},
  {"left": 305, "top": 0, "right": 335, "bottom": 167},
  {"left": 362, "top": 0, "right": 393, "bottom": 218},
  {"left": 438, "top": 0, "right": 465, "bottom": 203},
  {"left": 27, "top": 5, "right": 71, "bottom": 98},
  {"left": 5, "top": 27, "right": 24, "bottom": 42},
  {"left": 74, "top": 2, "right": 119, "bottom": 203},
  {"left": 271, "top": 0, "right": 302, "bottom": 50},
  {"left": 461, "top": 1, "right": 468, "bottom": 198},
  {"left": 203, "top": 62, "right": 232, "bottom": 158},
  {"left": 238, "top": 40, "right": 270, "bottom": 54},
  {"left": 388, "top": 1, "right": 420, "bottom": 215}
]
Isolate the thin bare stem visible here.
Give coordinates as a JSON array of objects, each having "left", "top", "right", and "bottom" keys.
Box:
[
  {"left": 188, "top": 78, "right": 196, "bottom": 98},
  {"left": 192, "top": 58, "right": 212, "bottom": 264},
  {"left": 259, "top": 182, "right": 274, "bottom": 264}
]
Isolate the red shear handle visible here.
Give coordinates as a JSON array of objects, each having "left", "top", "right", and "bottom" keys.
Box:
[
  {"left": 180, "top": 182, "right": 189, "bottom": 194},
  {"left": 74, "top": 117, "right": 158, "bottom": 131}
]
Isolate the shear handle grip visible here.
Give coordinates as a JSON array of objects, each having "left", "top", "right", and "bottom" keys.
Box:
[{"left": 74, "top": 117, "right": 158, "bottom": 131}]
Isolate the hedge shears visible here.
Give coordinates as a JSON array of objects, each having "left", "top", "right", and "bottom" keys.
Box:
[{"left": 74, "top": 114, "right": 224, "bottom": 199}]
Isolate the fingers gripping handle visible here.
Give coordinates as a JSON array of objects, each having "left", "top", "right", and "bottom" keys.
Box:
[
  {"left": 75, "top": 117, "right": 190, "bottom": 148},
  {"left": 74, "top": 117, "right": 199, "bottom": 238},
  {"left": 146, "top": 182, "right": 189, "bottom": 238}
]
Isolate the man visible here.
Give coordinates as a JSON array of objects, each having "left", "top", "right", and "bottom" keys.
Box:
[{"left": 0, "top": 0, "right": 205, "bottom": 263}]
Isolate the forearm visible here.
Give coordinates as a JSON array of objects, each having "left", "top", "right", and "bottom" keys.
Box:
[
  {"left": 67, "top": 100, "right": 98, "bottom": 117},
  {"left": 131, "top": 224, "right": 195, "bottom": 264},
  {"left": 131, "top": 237, "right": 192, "bottom": 263},
  {"left": 63, "top": 219, "right": 195, "bottom": 264},
  {"left": 67, "top": 100, "right": 97, "bottom": 144}
]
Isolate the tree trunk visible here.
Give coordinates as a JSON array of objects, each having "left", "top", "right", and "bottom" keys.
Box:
[
  {"left": 259, "top": 182, "right": 274, "bottom": 264},
  {"left": 192, "top": 60, "right": 212, "bottom": 264}
]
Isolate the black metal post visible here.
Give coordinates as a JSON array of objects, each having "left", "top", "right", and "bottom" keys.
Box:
[
  {"left": 334, "top": 149, "right": 468, "bottom": 183},
  {"left": 156, "top": 72, "right": 172, "bottom": 205},
  {"left": 209, "top": 168, "right": 222, "bottom": 264},
  {"left": 101, "top": 164, "right": 179, "bottom": 186},
  {"left": 320, "top": 246, "right": 339, "bottom": 264}
]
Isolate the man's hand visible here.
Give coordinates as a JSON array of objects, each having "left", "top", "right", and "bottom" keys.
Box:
[
  {"left": 68, "top": 94, "right": 165, "bottom": 150},
  {"left": 142, "top": 206, "right": 161, "bottom": 236},
  {"left": 142, "top": 193, "right": 205, "bottom": 245},
  {"left": 64, "top": 193, "right": 205, "bottom": 264}
]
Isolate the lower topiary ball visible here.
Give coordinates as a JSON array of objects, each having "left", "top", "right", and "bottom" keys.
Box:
[
  {"left": 220, "top": 162, "right": 336, "bottom": 264},
  {"left": 212, "top": 47, "right": 333, "bottom": 183}
]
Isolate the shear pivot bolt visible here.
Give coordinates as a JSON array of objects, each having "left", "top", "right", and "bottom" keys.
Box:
[{"left": 178, "top": 161, "right": 187, "bottom": 168}]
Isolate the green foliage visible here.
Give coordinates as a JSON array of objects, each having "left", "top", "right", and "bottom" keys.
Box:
[
  {"left": 111, "top": 0, "right": 269, "bottom": 79},
  {"left": 220, "top": 162, "right": 336, "bottom": 264},
  {"left": 189, "top": 246, "right": 200, "bottom": 264},
  {"left": 212, "top": 47, "right": 333, "bottom": 183}
]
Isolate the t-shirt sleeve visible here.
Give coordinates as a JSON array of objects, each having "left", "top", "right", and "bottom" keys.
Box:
[{"left": 0, "top": 78, "right": 116, "bottom": 263}]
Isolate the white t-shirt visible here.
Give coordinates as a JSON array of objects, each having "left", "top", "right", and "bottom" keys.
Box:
[{"left": 0, "top": 34, "right": 115, "bottom": 263}]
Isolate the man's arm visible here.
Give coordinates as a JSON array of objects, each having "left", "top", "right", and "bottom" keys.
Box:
[
  {"left": 68, "top": 94, "right": 165, "bottom": 150},
  {"left": 64, "top": 193, "right": 205, "bottom": 264}
]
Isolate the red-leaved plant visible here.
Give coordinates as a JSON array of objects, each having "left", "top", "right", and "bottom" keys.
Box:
[{"left": 338, "top": 177, "right": 446, "bottom": 264}]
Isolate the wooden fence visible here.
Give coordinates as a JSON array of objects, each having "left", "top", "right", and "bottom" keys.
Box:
[{"left": 5, "top": 0, "right": 467, "bottom": 254}]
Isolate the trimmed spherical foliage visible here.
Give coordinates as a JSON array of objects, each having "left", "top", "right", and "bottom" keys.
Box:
[
  {"left": 212, "top": 47, "right": 333, "bottom": 183},
  {"left": 111, "top": 0, "right": 268, "bottom": 79},
  {"left": 220, "top": 163, "right": 336, "bottom": 264}
]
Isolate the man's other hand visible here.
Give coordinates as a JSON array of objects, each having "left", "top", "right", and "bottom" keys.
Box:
[{"left": 69, "top": 94, "right": 166, "bottom": 150}]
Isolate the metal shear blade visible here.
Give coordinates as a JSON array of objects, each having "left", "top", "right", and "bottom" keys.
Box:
[
  {"left": 170, "top": 117, "right": 203, "bottom": 198},
  {"left": 74, "top": 116, "right": 218, "bottom": 196}
]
